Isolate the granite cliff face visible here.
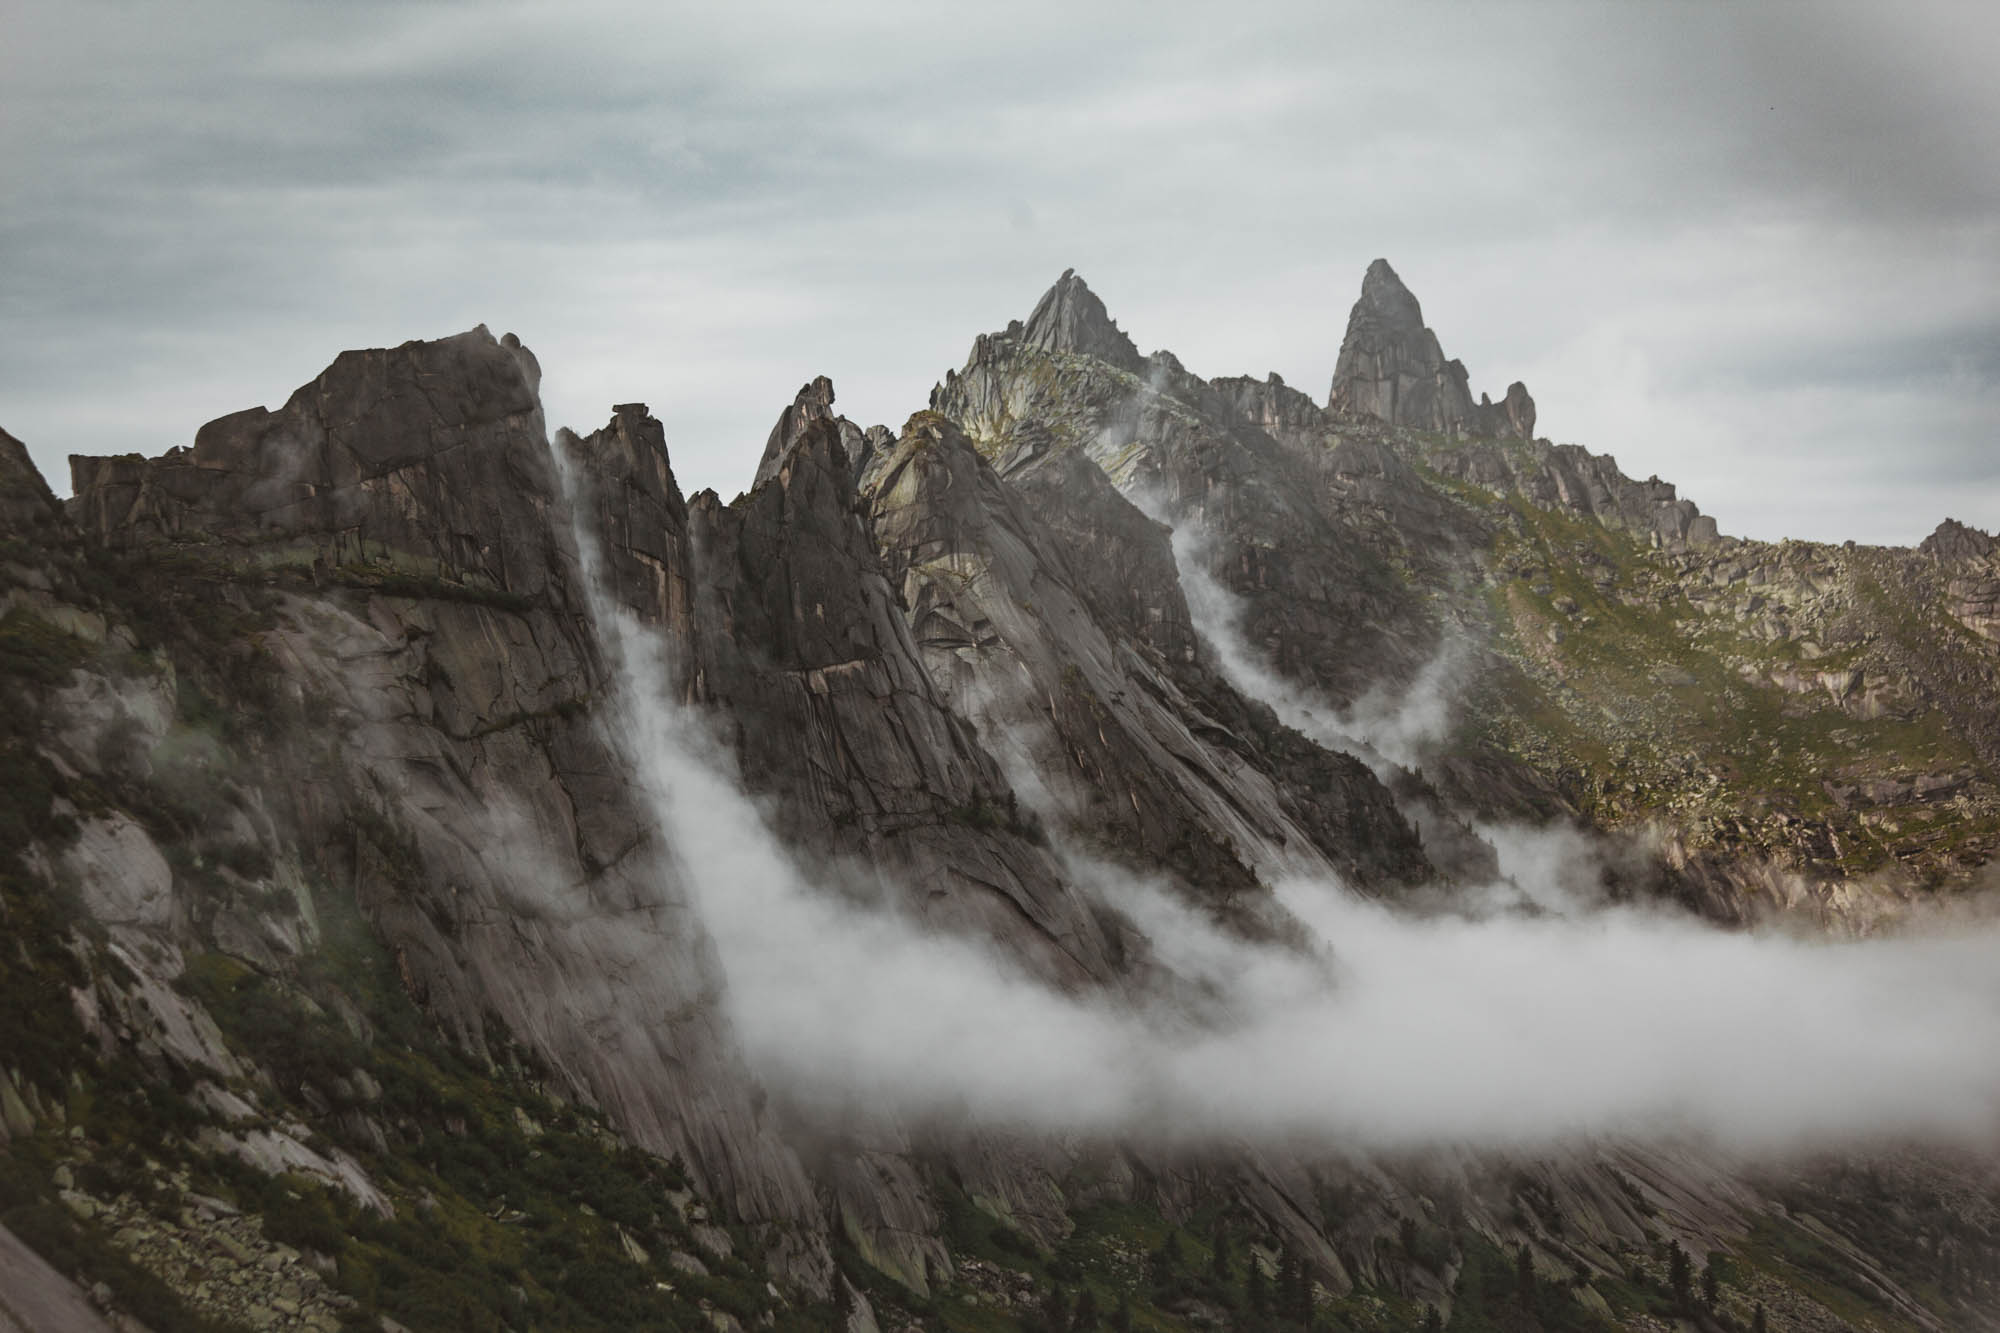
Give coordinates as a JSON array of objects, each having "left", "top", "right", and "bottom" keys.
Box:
[{"left": 2, "top": 266, "right": 1999, "bottom": 1333}]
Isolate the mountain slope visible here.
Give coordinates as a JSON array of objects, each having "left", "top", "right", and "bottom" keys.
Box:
[{"left": 0, "top": 268, "right": 1996, "bottom": 1333}]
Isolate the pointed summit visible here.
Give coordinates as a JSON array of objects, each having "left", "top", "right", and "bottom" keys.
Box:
[
  {"left": 1020, "top": 270, "right": 1143, "bottom": 371},
  {"left": 0, "top": 426, "right": 62, "bottom": 532},
  {"left": 1328, "top": 259, "right": 1533, "bottom": 440},
  {"left": 1354, "top": 257, "right": 1427, "bottom": 331},
  {"left": 754, "top": 375, "right": 837, "bottom": 488}
]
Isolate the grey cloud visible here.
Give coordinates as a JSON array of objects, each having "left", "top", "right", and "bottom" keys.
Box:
[{"left": 1, "top": 1, "right": 1994, "bottom": 542}]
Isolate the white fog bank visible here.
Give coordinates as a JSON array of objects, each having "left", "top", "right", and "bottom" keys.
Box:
[{"left": 560, "top": 474, "right": 2000, "bottom": 1158}]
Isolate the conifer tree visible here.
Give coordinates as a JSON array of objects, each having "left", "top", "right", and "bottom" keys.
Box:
[
  {"left": 1669, "top": 1240, "right": 1693, "bottom": 1312},
  {"left": 1147, "top": 1234, "right": 1180, "bottom": 1294},
  {"left": 1701, "top": 1253, "right": 1720, "bottom": 1308},
  {"left": 1422, "top": 1303, "right": 1444, "bottom": 1333},
  {"left": 1279, "top": 1245, "right": 1305, "bottom": 1320},
  {"left": 1073, "top": 1287, "right": 1100, "bottom": 1330},
  {"left": 1211, "top": 1220, "right": 1232, "bottom": 1282},
  {"left": 1750, "top": 1302, "right": 1768, "bottom": 1333},
  {"left": 1041, "top": 1283, "right": 1070, "bottom": 1333},
  {"left": 1516, "top": 1244, "right": 1536, "bottom": 1308}
]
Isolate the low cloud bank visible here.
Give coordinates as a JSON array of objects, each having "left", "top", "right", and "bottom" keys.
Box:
[{"left": 564, "top": 481, "right": 2000, "bottom": 1158}]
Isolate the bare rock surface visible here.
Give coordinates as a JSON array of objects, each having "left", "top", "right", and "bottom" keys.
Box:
[
  {"left": 1327, "top": 258, "right": 1534, "bottom": 441},
  {"left": 63, "top": 328, "right": 825, "bottom": 1273},
  {"left": 0, "top": 1222, "right": 125, "bottom": 1333}
]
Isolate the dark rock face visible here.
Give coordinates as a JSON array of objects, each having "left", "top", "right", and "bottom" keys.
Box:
[
  {"left": 1019, "top": 268, "right": 1145, "bottom": 372},
  {"left": 0, "top": 426, "right": 63, "bottom": 533},
  {"left": 687, "top": 402, "right": 1120, "bottom": 987},
  {"left": 16, "top": 266, "right": 2000, "bottom": 1332},
  {"left": 63, "top": 329, "right": 825, "bottom": 1266},
  {"left": 862, "top": 409, "right": 1432, "bottom": 899},
  {"left": 1922, "top": 517, "right": 1997, "bottom": 563},
  {"left": 935, "top": 274, "right": 1440, "bottom": 710},
  {"left": 753, "top": 374, "right": 838, "bottom": 488},
  {"left": 555, "top": 403, "right": 701, "bottom": 684},
  {"left": 1327, "top": 258, "right": 1533, "bottom": 440},
  {"left": 1210, "top": 373, "right": 1330, "bottom": 453},
  {"left": 70, "top": 328, "right": 572, "bottom": 599}
]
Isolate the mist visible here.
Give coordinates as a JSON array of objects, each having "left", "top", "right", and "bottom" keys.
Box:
[
  {"left": 558, "top": 467, "right": 2000, "bottom": 1159},
  {"left": 1153, "top": 504, "right": 1459, "bottom": 775}
]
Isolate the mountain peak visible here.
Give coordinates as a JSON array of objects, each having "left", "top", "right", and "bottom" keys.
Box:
[
  {"left": 753, "top": 376, "right": 838, "bottom": 488},
  {"left": 1328, "top": 259, "right": 1533, "bottom": 440},
  {"left": 1020, "top": 270, "right": 1143, "bottom": 371},
  {"left": 1356, "top": 258, "right": 1425, "bottom": 330}
]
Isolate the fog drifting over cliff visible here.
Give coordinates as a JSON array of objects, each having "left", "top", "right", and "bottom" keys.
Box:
[{"left": 560, "top": 485, "right": 2000, "bottom": 1158}]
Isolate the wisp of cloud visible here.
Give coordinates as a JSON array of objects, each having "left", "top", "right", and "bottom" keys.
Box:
[{"left": 562, "top": 462, "right": 2000, "bottom": 1159}]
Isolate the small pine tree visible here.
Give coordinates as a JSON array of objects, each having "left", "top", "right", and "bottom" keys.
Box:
[
  {"left": 1516, "top": 1244, "right": 1536, "bottom": 1308},
  {"left": 1149, "top": 1232, "right": 1183, "bottom": 1295},
  {"left": 1041, "top": 1283, "right": 1070, "bottom": 1333},
  {"left": 1701, "top": 1253, "right": 1720, "bottom": 1308},
  {"left": 1422, "top": 1303, "right": 1444, "bottom": 1333},
  {"left": 1668, "top": 1241, "right": 1693, "bottom": 1313},
  {"left": 1279, "top": 1245, "right": 1305, "bottom": 1320},
  {"left": 1109, "top": 1293, "right": 1133, "bottom": 1333},
  {"left": 1211, "top": 1220, "right": 1232, "bottom": 1282},
  {"left": 1247, "top": 1259, "right": 1271, "bottom": 1314},
  {"left": 1751, "top": 1302, "right": 1769, "bottom": 1333},
  {"left": 1073, "top": 1287, "right": 1100, "bottom": 1331}
]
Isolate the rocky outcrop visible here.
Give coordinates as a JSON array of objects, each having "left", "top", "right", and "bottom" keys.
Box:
[
  {"left": 1019, "top": 268, "right": 1144, "bottom": 372},
  {"left": 935, "top": 272, "right": 1440, "bottom": 709},
  {"left": 862, "top": 409, "right": 1432, "bottom": 898},
  {"left": 1921, "top": 517, "right": 1995, "bottom": 563},
  {"left": 0, "top": 426, "right": 62, "bottom": 535},
  {"left": 63, "top": 329, "right": 825, "bottom": 1267},
  {"left": 9, "top": 266, "right": 2000, "bottom": 1333},
  {"left": 1924, "top": 521, "right": 2000, "bottom": 644},
  {"left": 69, "top": 329, "right": 569, "bottom": 600},
  {"left": 555, "top": 402, "right": 702, "bottom": 689},
  {"left": 1327, "top": 259, "right": 1534, "bottom": 440},
  {"left": 1417, "top": 435, "right": 1721, "bottom": 551},
  {"left": 1209, "top": 373, "right": 1329, "bottom": 453},
  {"left": 684, "top": 388, "right": 1120, "bottom": 986}
]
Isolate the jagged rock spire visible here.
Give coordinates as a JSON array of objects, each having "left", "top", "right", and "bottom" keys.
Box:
[
  {"left": 0, "top": 426, "right": 62, "bottom": 531},
  {"left": 754, "top": 375, "right": 837, "bottom": 488},
  {"left": 1020, "top": 269, "right": 1143, "bottom": 371},
  {"left": 1328, "top": 259, "right": 1534, "bottom": 440}
]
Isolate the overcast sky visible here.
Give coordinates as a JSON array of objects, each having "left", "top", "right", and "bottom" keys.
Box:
[{"left": 3, "top": 1, "right": 1995, "bottom": 544}]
